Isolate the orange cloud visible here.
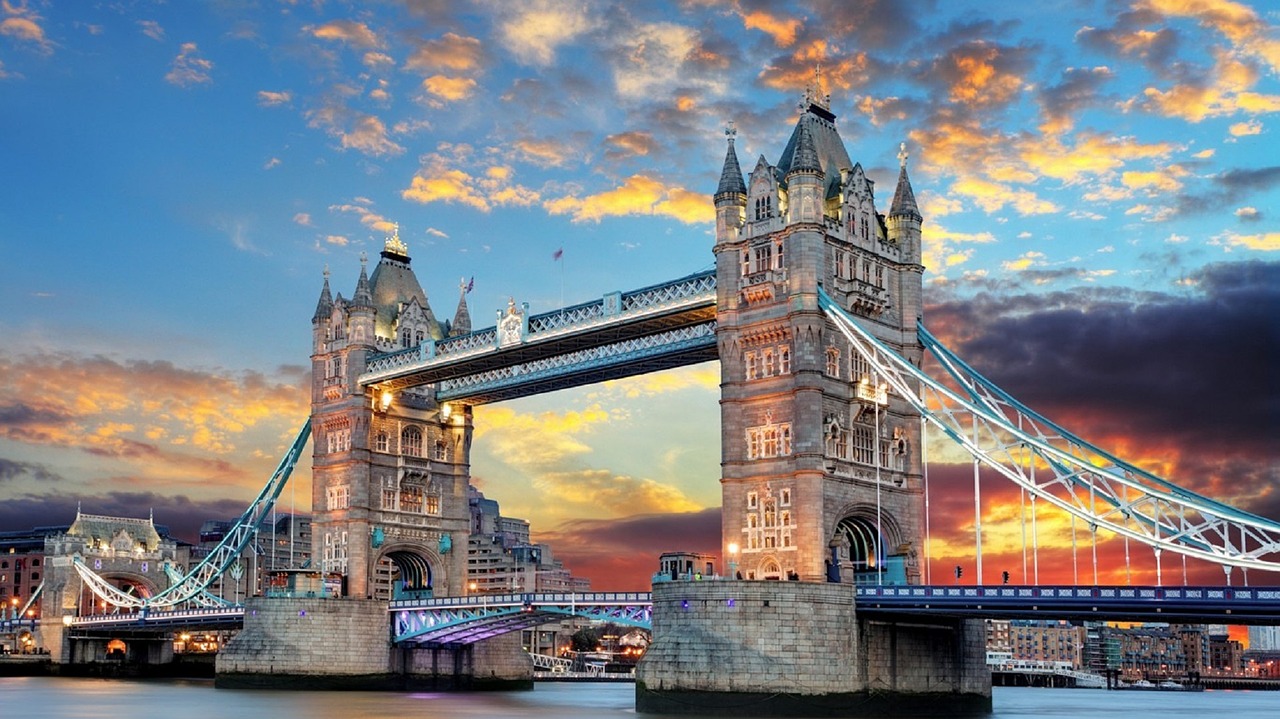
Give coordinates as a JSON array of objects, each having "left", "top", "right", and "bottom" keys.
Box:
[
  {"left": 514, "top": 137, "right": 577, "bottom": 168},
  {"left": 604, "top": 131, "right": 657, "bottom": 159},
  {"left": 402, "top": 144, "right": 540, "bottom": 212},
  {"left": 0, "top": 2, "right": 51, "bottom": 53},
  {"left": 947, "top": 42, "right": 1025, "bottom": 107},
  {"left": 543, "top": 174, "right": 713, "bottom": 224},
  {"left": 405, "top": 32, "right": 484, "bottom": 73},
  {"left": 309, "top": 20, "right": 381, "bottom": 49},
  {"left": 497, "top": 0, "right": 599, "bottom": 66},
  {"left": 1139, "top": 0, "right": 1280, "bottom": 72},
  {"left": 740, "top": 9, "right": 802, "bottom": 47},
  {"left": 421, "top": 75, "right": 476, "bottom": 102}
]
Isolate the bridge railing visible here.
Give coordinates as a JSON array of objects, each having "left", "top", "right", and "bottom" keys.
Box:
[{"left": 389, "top": 591, "right": 653, "bottom": 611}]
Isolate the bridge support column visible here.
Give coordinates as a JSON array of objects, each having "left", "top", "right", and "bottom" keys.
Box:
[
  {"left": 216, "top": 597, "right": 394, "bottom": 689},
  {"left": 398, "top": 632, "right": 533, "bottom": 691},
  {"left": 636, "top": 581, "right": 990, "bottom": 717}
]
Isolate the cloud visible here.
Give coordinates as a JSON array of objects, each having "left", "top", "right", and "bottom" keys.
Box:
[
  {"left": 0, "top": 1, "right": 51, "bottom": 53},
  {"left": 739, "top": 8, "right": 802, "bottom": 47},
  {"left": 1169, "top": 165, "right": 1280, "bottom": 217},
  {"left": 611, "top": 21, "right": 726, "bottom": 101},
  {"left": 1234, "top": 206, "right": 1260, "bottom": 222},
  {"left": 493, "top": 0, "right": 600, "bottom": 66},
  {"left": 535, "top": 508, "right": 721, "bottom": 590},
  {"left": 165, "top": 42, "right": 213, "bottom": 87},
  {"left": 309, "top": 20, "right": 382, "bottom": 50},
  {"left": 421, "top": 75, "right": 477, "bottom": 102},
  {"left": 1211, "top": 231, "right": 1280, "bottom": 251},
  {"left": 257, "top": 90, "right": 292, "bottom": 107},
  {"left": 514, "top": 137, "right": 579, "bottom": 168},
  {"left": 603, "top": 131, "right": 657, "bottom": 160},
  {"left": 138, "top": 20, "right": 164, "bottom": 41},
  {"left": 405, "top": 32, "right": 484, "bottom": 73},
  {"left": 0, "top": 458, "right": 61, "bottom": 484},
  {"left": 307, "top": 100, "right": 404, "bottom": 157},
  {"left": 0, "top": 491, "right": 267, "bottom": 544},
  {"left": 544, "top": 174, "right": 713, "bottom": 224},
  {"left": 324, "top": 235, "right": 349, "bottom": 246},
  {"left": 328, "top": 199, "right": 395, "bottom": 233},
  {"left": 1229, "top": 119, "right": 1263, "bottom": 136},
  {"left": 402, "top": 144, "right": 540, "bottom": 211},
  {"left": 1037, "top": 66, "right": 1115, "bottom": 134},
  {"left": 292, "top": 212, "right": 312, "bottom": 226}
]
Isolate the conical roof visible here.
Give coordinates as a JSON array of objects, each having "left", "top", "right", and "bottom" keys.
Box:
[
  {"left": 451, "top": 282, "right": 472, "bottom": 337},
  {"left": 716, "top": 132, "right": 746, "bottom": 197},
  {"left": 775, "top": 103, "right": 853, "bottom": 198},
  {"left": 312, "top": 268, "right": 333, "bottom": 323},
  {"left": 352, "top": 255, "right": 374, "bottom": 309},
  {"left": 890, "top": 144, "right": 921, "bottom": 220}
]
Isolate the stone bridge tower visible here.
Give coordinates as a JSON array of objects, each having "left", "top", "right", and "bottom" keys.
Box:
[
  {"left": 309, "top": 230, "right": 472, "bottom": 599},
  {"left": 713, "top": 95, "right": 925, "bottom": 584}
]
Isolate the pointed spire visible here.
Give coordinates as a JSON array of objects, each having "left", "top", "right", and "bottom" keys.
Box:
[
  {"left": 789, "top": 120, "right": 821, "bottom": 176},
  {"left": 312, "top": 265, "right": 333, "bottom": 323},
  {"left": 352, "top": 252, "right": 374, "bottom": 308},
  {"left": 451, "top": 276, "right": 472, "bottom": 337},
  {"left": 890, "top": 141, "right": 921, "bottom": 220},
  {"left": 716, "top": 122, "right": 747, "bottom": 198}
]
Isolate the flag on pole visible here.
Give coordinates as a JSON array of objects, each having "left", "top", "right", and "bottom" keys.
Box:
[
  {"left": 465, "top": 276, "right": 474, "bottom": 293},
  {"left": 552, "top": 247, "right": 564, "bottom": 261}
]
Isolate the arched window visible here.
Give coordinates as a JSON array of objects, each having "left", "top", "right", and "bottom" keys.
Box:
[
  {"left": 825, "top": 347, "right": 840, "bottom": 378},
  {"left": 401, "top": 426, "right": 423, "bottom": 457},
  {"left": 374, "top": 432, "right": 389, "bottom": 453}
]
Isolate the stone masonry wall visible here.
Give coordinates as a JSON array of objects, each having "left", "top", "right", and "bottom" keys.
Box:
[
  {"left": 638, "top": 580, "right": 858, "bottom": 695},
  {"left": 216, "top": 597, "right": 390, "bottom": 686},
  {"left": 860, "top": 617, "right": 991, "bottom": 697}
]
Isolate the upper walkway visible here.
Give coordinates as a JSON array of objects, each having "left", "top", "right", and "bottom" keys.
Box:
[{"left": 358, "top": 270, "right": 716, "bottom": 404}]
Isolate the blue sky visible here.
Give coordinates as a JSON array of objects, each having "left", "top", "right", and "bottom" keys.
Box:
[{"left": 1, "top": 1, "right": 1276, "bottom": 589}]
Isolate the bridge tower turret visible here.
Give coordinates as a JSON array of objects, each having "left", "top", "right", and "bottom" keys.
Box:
[
  {"left": 713, "top": 95, "right": 925, "bottom": 585},
  {"left": 309, "top": 230, "right": 470, "bottom": 601}
]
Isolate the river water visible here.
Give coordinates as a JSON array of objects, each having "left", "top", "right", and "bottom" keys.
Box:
[{"left": 0, "top": 678, "right": 1275, "bottom": 719}]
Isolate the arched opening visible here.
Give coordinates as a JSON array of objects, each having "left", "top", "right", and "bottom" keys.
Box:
[
  {"left": 832, "top": 516, "right": 893, "bottom": 585},
  {"left": 374, "top": 550, "right": 433, "bottom": 601},
  {"left": 106, "top": 638, "right": 127, "bottom": 659},
  {"left": 759, "top": 559, "right": 783, "bottom": 581},
  {"left": 78, "top": 575, "right": 156, "bottom": 616}
]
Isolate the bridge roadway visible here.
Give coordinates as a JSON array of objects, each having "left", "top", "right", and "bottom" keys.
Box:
[
  {"left": 12, "top": 585, "right": 1279, "bottom": 643},
  {"left": 358, "top": 270, "right": 716, "bottom": 404}
]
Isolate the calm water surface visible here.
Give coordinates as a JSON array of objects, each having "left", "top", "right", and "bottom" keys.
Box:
[{"left": 1, "top": 678, "right": 1276, "bottom": 719}]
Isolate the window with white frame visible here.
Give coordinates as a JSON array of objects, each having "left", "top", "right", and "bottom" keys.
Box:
[
  {"left": 326, "top": 485, "right": 349, "bottom": 510},
  {"left": 745, "top": 351, "right": 758, "bottom": 380},
  {"left": 779, "top": 346, "right": 791, "bottom": 374},
  {"left": 746, "top": 423, "right": 792, "bottom": 459},
  {"left": 402, "top": 426, "right": 423, "bottom": 457},
  {"left": 825, "top": 347, "right": 840, "bottom": 378},
  {"left": 850, "top": 352, "right": 873, "bottom": 385},
  {"left": 753, "top": 243, "right": 773, "bottom": 273},
  {"left": 374, "top": 431, "right": 389, "bottom": 453},
  {"left": 763, "top": 347, "right": 776, "bottom": 376}
]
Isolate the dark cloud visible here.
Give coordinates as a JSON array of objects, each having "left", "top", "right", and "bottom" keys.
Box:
[
  {"left": 536, "top": 508, "right": 721, "bottom": 590},
  {"left": 925, "top": 259, "right": 1279, "bottom": 509},
  {"left": 1172, "top": 166, "right": 1280, "bottom": 217},
  {"left": 1038, "top": 66, "right": 1115, "bottom": 130},
  {"left": 0, "top": 458, "right": 63, "bottom": 484},
  {"left": 1074, "top": 9, "right": 1181, "bottom": 74},
  {"left": 805, "top": 0, "right": 926, "bottom": 51},
  {"left": 0, "top": 491, "right": 260, "bottom": 543}
]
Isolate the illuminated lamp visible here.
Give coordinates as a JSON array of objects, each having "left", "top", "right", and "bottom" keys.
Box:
[
  {"left": 440, "top": 403, "right": 452, "bottom": 421},
  {"left": 379, "top": 391, "right": 393, "bottom": 411}
]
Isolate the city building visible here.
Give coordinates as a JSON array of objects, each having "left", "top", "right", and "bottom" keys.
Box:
[{"left": 466, "top": 486, "right": 589, "bottom": 594}]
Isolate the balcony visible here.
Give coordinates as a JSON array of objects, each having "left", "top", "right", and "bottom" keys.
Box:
[
  {"left": 835, "top": 277, "right": 889, "bottom": 316},
  {"left": 740, "top": 268, "right": 788, "bottom": 305}
]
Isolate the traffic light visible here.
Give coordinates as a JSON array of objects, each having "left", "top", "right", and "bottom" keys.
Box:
[{"left": 1002, "top": 570, "right": 1010, "bottom": 585}]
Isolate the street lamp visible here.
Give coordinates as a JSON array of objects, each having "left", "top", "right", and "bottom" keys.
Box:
[{"left": 727, "top": 543, "right": 739, "bottom": 579}]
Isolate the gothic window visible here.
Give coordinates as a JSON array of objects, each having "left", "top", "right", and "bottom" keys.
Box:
[
  {"left": 763, "top": 347, "right": 776, "bottom": 376},
  {"left": 741, "top": 249, "right": 751, "bottom": 276},
  {"left": 401, "top": 329, "right": 412, "bottom": 348},
  {"left": 425, "top": 494, "right": 441, "bottom": 515},
  {"left": 874, "top": 263, "right": 884, "bottom": 288},
  {"left": 780, "top": 425, "right": 792, "bottom": 455},
  {"left": 861, "top": 216, "right": 870, "bottom": 242},
  {"left": 834, "top": 250, "right": 846, "bottom": 279},
  {"left": 763, "top": 502, "right": 776, "bottom": 528},
  {"left": 753, "top": 244, "right": 772, "bottom": 273},
  {"left": 862, "top": 259, "right": 871, "bottom": 282},
  {"left": 326, "top": 485, "right": 349, "bottom": 510},
  {"left": 825, "top": 347, "right": 840, "bottom": 378},
  {"left": 402, "top": 426, "right": 423, "bottom": 457},
  {"left": 433, "top": 440, "right": 448, "bottom": 461},
  {"left": 851, "top": 353, "right": 873, "bottom": 385},
  {"left": 744, "top": 351, "right": 758, "bottom": 381},
  {"left": 747, "top": 492, "right": 758, "bottom": 510},
  {"left": 400, "top": 484, "right": 423, "bottom": 513},
  {"left": 827, "top": 424, "right": 848, "bottom": 459},
  {"left": 779, "top": 346, "right": 791, "bottom": 374},
  {"left": 382, "top": 488, "right": 397, "bottom": 511},
  {"left": 853, "top": 426, "right": 874, "bottom": 465},
  {"left": 747, "top": 429, "right": 762, "bottom": 459},
  {"left": 748, "top": 514, "right": 758, "bottom": 529},
  {"left": 781, "top": 510, "right": 791, "bottom": 527},
  {"left": 782, "top": 532, "right": 792, "bottom": 548},
  {"left": 754, "top": 195, "right": 773, "bottom": 221},
  {"left": 764, "top": 535, "right": 776, "bottom": 549},
  {"left": 415, "top": 330, "right": 425, "bottom": 344},
  {"left": 375, "top": 432, "right": 389, "bottom": 453},
  {"left": 774, "top": 241, "right": 785, "bottom": 269},
  {"left": 762, "top": 428, "right": 780, "bottom": 457},
  {"left": 747, "top": 424, "right": 792, "bottom": 459},
  {"left": 780, "top": 488, "right": 791, "bottom": 506},
  {"left": 329, "top": 356, "right": 343, "bottom": 378}
]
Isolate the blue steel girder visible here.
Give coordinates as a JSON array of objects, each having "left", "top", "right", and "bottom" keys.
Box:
[
  {"left": 390, "top": 592, "right": 653, "bottom": 645},
  {"left": 359, "top": 270, "right": 716, "bottom": 397},
  {"left": 435, "top": 321, "right": 716, "bottom": 405}
]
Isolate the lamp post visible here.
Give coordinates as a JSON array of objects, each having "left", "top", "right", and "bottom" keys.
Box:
[{"left": 727, "top": 543, "right": 739, "bottom": 579}]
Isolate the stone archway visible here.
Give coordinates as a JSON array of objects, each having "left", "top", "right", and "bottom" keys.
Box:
[
  {"left": 831, "top": 509, "right": 904, "bottom": 585},
  {"left": 372, "top": 545, "right": 441, "bottom": 601}
]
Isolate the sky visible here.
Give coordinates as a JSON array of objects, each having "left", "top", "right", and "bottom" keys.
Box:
[{"left": 0, "top": 0, "right": 1277, "bottom": 594}]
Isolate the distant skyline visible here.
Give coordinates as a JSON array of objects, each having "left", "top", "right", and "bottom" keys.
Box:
[{"left": 1, "top": 1, "right": 1277, "bottom": 591}]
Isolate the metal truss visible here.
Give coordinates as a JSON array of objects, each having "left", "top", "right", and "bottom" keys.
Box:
[
  {"left": 71, "top": 422, "right": 312, "bottom": 610},
  {"left": 390, "top": 592, "right": 653, "bottom": 645},
  {"left": 818, "top": 288, "right": 1280, "bottom": 574},
  {"left": 436, "top": 321, "right": 716, "bottom": 404},
  {"left": 361, "top": 270, "right": 716, "bottom": 388}
]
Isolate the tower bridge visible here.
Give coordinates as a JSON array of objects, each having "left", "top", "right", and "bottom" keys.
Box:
[{"left": 33, "top": 92, "right": 1280, "bottom": 714}]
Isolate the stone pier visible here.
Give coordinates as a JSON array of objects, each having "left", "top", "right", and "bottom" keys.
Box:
[
  {"left": 636, "top": 581, "right": 990, "bottom": 717},
  {"left": 215, "top": 596, "right": 531, "bottom": 690}
]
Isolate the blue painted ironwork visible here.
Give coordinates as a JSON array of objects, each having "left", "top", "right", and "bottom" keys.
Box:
[
  {"left": 390, "top": 592, "right": 653, "bottom": 645},
  {"left": 818, "top": 288, "right": 1280, "bottom": 574},
  {"left": 70, "top": 422, "right": 312, "bottom": 610}
]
